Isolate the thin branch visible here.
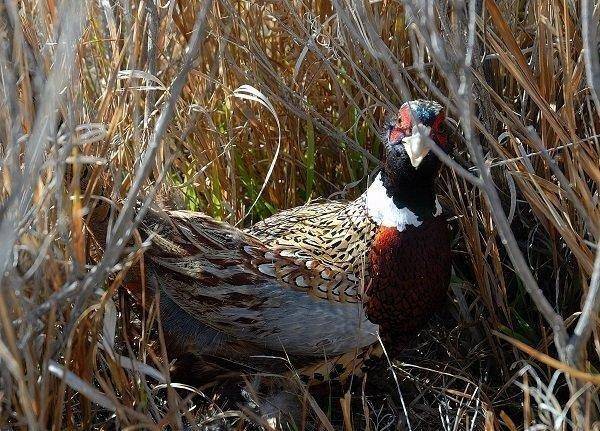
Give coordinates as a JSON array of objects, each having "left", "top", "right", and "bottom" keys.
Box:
[
  {"left": 581, "top": 0, "right": 600, "bottom": 115},
  {"left": 568, "top": 241, "right": 600, "bottom": 366}
]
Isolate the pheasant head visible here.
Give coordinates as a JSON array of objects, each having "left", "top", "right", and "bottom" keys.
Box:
[{"left": 369, "top": 100, "right": 450, "bottom": 226}]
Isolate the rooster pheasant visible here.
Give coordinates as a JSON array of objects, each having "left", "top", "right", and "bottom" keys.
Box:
[{"left": 94, "top": 100, "right": 452, "bottom": 383}]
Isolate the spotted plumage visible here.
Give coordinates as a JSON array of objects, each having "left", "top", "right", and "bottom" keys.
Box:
[
  {"left": 99, "top": 100, "right": 452, "bottom": 384},
  {"left": 365, "top": 218, "right": 451, "bottom": 354}
]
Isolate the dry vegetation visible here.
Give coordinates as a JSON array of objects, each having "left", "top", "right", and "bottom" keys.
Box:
[{"left": 1, "top": 0, "right": 599, "bottom": 429}]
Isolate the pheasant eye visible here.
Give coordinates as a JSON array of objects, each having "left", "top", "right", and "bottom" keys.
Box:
[{"left": 437, "top": 122, "right": 447, "bottom": 135}]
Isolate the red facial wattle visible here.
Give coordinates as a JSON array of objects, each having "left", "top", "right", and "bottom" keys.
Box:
[
  {"left": 388, "top": 104, "right": 414, "bottom": 142},
  {"left": 430, "top": 112, "right": 448, "bottom": 151}
]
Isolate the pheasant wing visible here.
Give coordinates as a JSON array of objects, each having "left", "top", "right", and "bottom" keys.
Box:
[
  {"left": 246, "top": 197, "right": 376, "bottom": 276},
  {"left": 142, "top": 209, "right": 378, "bottom": 356}
]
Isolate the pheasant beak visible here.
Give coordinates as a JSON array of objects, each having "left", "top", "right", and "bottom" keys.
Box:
[{"left": 402, "top": 124, "right": 432, "bottom": 168}]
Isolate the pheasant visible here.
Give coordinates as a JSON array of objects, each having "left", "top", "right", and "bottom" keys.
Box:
[{"left": 95, "top": 99, "right": 452, "bottom": 384}]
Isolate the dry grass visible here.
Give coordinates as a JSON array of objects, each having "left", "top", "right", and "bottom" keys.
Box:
[{"left": 0, "top": 0, "right": 599, "bottom": 429}]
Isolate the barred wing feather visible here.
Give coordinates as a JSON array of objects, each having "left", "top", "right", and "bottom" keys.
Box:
[{"left": 142, "top": 209, "right": 378, "bottom": 356}]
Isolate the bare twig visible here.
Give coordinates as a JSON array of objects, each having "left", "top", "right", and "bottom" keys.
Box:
[
  {"left": 567, "top": 242, "right": 600, "bottom": 366},
  {"left": 581, "top": 0, "right": 600, "bottom": 114}
]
